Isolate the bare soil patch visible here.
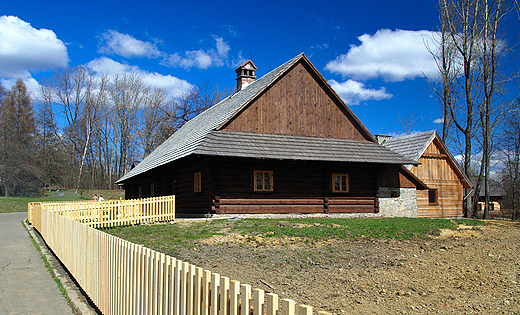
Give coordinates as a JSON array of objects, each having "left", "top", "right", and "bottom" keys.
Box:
[{"left": 164, "top": 220, "right": 520, "bottom": 314}]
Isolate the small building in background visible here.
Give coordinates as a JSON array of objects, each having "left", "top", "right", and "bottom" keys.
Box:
[
  {"left": 380, "top": 131, "right": 472, "bottom": 218},
  {"left": 472, "top": 177, "right": 504, "bottom": 212}
]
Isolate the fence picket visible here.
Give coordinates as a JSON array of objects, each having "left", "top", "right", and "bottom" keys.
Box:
[
  {"left": 202, "top": 270, "right": 211, "bottom": 315},
  {"left": 188, "top": 264, "right": 196, "bottom": 315},
  {"left": 194, "top": 267, "right": 203, "bottom": 315},
  {"left": 210, "top": 273, "right": 220, "bottom": 315},
  {"left": 240, "top": 284, "right": 252, "bottom": 315},
  {"left": 266, "top": 293, "right": 279, "bottom": 315},
  {"left": 253, "top": 289, "right": 264, "bottom": 315},
  {"left": 230, "top": 280, "right": 240, "bottom": 315},
  {"left": 220, "top": 276, "right": 230, "bottom": 315},
  {"left": 298, "top": 305, "right": 312, "bottom": 315},
  {"left": 282, "top": 299, "right": 295, "bottom": 315}
]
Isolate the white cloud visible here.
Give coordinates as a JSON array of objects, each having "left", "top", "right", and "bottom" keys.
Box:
[
  {"left": 328, "top": 79, "right": 393, "bottom": 105},
  {"left": 162, "top": 37, "right": 231, "bottom": 69},
  {"left": 215, "top": 37, "right": 230, "bottom": 58},
  {"left": 96, "top": 30, "right": 233, "bottom": 70},
  {"left": 87, "top": 57, "right": 193, "bottom": 97},
  {"left": 326, "top": 29, "right": 439, "bottom": 82},
  {"left": 0, "top": 16, "right": 68, "bottom": 79},
  {"left": 433, "top": 117, "right": 444, "bottom": 124},
  {"left": 98, "top": 30, "right": 162, "bottom": 58}
]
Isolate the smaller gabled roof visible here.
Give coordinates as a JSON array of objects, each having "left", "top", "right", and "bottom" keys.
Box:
[
  {"left": 383, "top": 130, "right": 472, "bottom": 188},
  {"left": 382, "top": 130, "right": 436, "bottom": 163}
]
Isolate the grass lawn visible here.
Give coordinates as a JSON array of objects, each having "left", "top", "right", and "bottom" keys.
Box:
[
  {"left": 105, "top": 217, "right": 488, "bottom": 250},
  {"left": 0, "top": 189, "right": 125, "bottom": 213}
]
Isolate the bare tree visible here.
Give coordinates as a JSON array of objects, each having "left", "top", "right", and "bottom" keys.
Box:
[
  {"left": 73, "top": 75, "right": 108, "bottom": 194},
  {"left": 397, "top": 111, "right": 420, "bottom": 135},
  {"left": 477, "top": 0, "right": 514, "bottom": 219},
  {"left": 138, "top": 88, "right": 167, "bottom": 157},
  {"left": 108, "top": 73, "right": 149, "bottom": 178},
  {"left": 425, "top": 4, "right": 460, "bottom": 141},
  {"left": 34, "top": 71, "right": 230, "bottom": 190},
  {"left": 499, "top": 104, "right": 520, "bottom": 220},
  {"left": 441, "top": 0, "right": 483, "bottom": 217},
  {"left": 434, "top": 0, "right": 516, "bottom": 218}
]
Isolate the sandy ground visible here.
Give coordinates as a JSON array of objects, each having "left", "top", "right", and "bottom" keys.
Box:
[{"left": 164, "top": 220, "right": 520, "bottom": 315}]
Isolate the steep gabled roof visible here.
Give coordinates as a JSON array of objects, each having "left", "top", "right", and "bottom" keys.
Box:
[
  {"left": 116, "top": 54, "right": 408, "bottom": 184},
  {"left": 383, "top": 130, "right": 472, "bottom": 188}
]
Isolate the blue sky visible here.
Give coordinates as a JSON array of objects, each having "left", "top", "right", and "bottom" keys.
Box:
[{"left": 1, "top": 0, "right": 518, "bottom": 138}]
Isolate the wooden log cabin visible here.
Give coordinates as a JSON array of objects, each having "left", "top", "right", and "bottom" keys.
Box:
[
  {"left": 381, "top": 131, "right": 472, "bottom": 218},
  {"left": 116, "top": 54, "right": 427, "bottom": 217}
]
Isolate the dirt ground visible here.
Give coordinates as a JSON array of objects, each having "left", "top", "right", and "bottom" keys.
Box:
[{"left": 165, "top": 219, "right": 520, "bottom": 315}]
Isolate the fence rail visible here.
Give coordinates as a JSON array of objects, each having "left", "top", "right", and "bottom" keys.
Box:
[
  {"left": 30, "top": 197, "right": 326, "bottom": 315},
  {"left": 29, "top": 196, "right": 175, "bottom": 229}
]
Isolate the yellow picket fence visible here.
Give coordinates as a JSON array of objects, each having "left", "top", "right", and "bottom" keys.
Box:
[
  {"left": 28, "top": 196, "right": 175, "bottom": 228},
  {"left": 30, "top": 197, "right": 325, "bottom": 315}
]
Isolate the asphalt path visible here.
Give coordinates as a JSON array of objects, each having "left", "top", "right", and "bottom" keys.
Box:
[{"left": 0, "top": 212, "right": 73, "bottom": 315}]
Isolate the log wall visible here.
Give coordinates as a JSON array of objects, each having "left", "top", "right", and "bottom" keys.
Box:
[
  {"left": 122, "top": 157, "right": 409, "bottom": 216},
  {"left": 212, "top": 157, "right": 378, "bottom": 214}
]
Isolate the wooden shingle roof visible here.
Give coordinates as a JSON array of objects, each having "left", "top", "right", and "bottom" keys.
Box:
[
  {"left": 194, "top": 131, "right": 420, "bottom": 164},
  {"left": 382, "top": 130, "right": 437, "bottom": 167}
]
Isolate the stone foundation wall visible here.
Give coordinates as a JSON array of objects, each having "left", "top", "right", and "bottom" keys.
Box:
[{"left": 378, "top": 187, "right": 418, "bottom": 218}]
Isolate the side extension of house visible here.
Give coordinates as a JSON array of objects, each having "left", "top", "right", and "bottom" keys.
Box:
[{"left": 381, "top": 131, "right": 472, "bottom": 218}]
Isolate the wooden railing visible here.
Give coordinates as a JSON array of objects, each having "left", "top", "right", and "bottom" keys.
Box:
[
  {"left": 30, "top": 197, "right": 325, "bottom": 315},
  {"left": 28, "top": 196, "right": 175, "bottom": 228}
]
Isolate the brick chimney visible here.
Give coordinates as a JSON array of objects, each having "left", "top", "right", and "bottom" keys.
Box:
[{"left": 235, "top": 60, "right": 257, "bottom": 91}]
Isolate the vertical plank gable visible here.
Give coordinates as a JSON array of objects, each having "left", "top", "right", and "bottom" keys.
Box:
[
  {"left": 411, "top": 139, "right": 465, "bottom": 218},
  {"left": 222, "top": 61, "right": 370, "bottom": 141}
]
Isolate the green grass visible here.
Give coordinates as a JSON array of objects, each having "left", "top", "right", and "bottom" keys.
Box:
[
  {"left": 0, "top": 189, "right": 124, "bottom": 213},
  {"left": 105, "top": 217, "right": 487, "bottom": 250}
]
